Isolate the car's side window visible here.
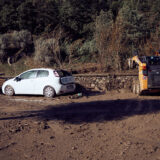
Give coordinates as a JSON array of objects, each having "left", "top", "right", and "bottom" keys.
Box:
[
  {"left": 37, "top": 70, "right": 49, "bottom": 78},
  {"left": 20, "top": 71, "right": 37, "bottom": 80}
]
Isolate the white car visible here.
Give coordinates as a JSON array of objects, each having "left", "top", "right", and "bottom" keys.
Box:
[{"left": 2, "top": 68, "right": 76, "bottom": 98}]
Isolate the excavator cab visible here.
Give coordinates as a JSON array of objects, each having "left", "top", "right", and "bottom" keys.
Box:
[{"left": 145, "top": 56, "right": 160, "bottom": 89}]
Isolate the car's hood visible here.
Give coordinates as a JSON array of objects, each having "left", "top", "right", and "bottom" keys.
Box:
[{"left": 3, "top": 78, "right": 14, "bottom": 84}]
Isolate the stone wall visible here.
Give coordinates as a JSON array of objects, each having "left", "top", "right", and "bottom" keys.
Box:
[{"left": 74, "top": 73, "right": 138, "bottom": 92}]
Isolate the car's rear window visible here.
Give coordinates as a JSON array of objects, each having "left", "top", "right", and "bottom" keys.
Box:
[{"left": 55, "top": 70, "right": 71, "bottom": 77}]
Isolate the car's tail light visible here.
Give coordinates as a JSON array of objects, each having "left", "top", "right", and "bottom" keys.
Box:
[{"left": 53, "top": 71, "right": 59, "bottom": 77}]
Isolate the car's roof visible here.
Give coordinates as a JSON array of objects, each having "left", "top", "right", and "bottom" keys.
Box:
[{"left": 28, "top": 68, "right": 55, "bottom": 71}]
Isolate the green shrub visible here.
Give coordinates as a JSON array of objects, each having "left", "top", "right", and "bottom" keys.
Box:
[
  {"left": 77, "top": 39, "right": 98, "bottom": 62},
  {"left": 34, "top": 37, "right": 63, "bottom": 66},
  {"left": 0, "top": 30, "right": 33, "bottom": 63}
]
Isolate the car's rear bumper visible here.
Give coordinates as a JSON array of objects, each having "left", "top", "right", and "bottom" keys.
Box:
[{"left": 57, "top": 83, "right": 76, "bottom": 95}]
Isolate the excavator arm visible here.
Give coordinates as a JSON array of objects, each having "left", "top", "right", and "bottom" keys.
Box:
[
  {"left": 132, "top": 56, "right": 142, "bottom": 66},
  {"left": 132, "top": 55, "right": 148, "bottom": 93},
  {"left": 132, "top": 55, "right": 147, "bottom": 71}
]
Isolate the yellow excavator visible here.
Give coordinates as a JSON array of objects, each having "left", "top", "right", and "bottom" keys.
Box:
[{"left": 131, "top": 52, "right": 160, "bottom": 95}]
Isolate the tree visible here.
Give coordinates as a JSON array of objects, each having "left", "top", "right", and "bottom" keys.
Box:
[
  {"left": 118, "top": 1, "right": 150, "bottom": 52},
  {"left": 17, "top": 0, "right": 59, "bottom": 34},
  {"left": 94, "top": 10, "right": 114, "bottom": 70},
  {"left": 0, "top": 4, "right": 18, "bottom": 33},
  {"left": 17, "top": 1, "right": 36, "bottom": 33}
]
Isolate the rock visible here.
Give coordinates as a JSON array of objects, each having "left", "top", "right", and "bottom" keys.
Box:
[
  {"left": 91, "top": 84, "right": 95, "bottom": 88},
  {"left": 72, "top": 146, "right": 77, "bottom": 150},
  {"left": 50, "top": 136, "right": 55, "bottom": 139}
]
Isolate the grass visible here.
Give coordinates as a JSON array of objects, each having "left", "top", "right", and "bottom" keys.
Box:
[{"left": 0, "top": 59, "right": 29, "bottom": 77}]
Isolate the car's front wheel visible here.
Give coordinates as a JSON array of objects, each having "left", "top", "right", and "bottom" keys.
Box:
[
  {"left": 43, "top": 86, "right": 55, "bottom": 98},
  {"left": 4, "top": 85, "right": 14, "bottom": 96}
]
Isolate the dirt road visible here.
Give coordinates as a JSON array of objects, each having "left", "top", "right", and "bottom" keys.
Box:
[{"left": 0, "top": 91, "right": 160, "bottom": 160}]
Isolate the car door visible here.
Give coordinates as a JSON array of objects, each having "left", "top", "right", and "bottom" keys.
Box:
[
  {"left": 14, "top": 70, "right": 38, "bottom": 94},
  {"left": 34, "top": 70, "right": 50, "bottom": 94}
]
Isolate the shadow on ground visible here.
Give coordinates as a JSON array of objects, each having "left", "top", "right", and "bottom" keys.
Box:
[
  {"left": 1, "top": 98, "right": 160, "bottom": 124},
  {"left": 70, "top": 83, "right": 105, "bottom": 97}
]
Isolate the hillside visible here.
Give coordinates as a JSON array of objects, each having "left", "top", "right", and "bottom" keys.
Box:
[{"left": 0, "top": 0, "right": 160, "bottom": 72}]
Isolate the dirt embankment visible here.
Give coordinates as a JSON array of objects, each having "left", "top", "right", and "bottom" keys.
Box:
[{"left": 0, "top": 91, "right": 160, "bottom": 160}]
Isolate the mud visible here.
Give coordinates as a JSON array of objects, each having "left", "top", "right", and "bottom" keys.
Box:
[{"left": 0, "top": 91, "right": 160, "bottom": 160}]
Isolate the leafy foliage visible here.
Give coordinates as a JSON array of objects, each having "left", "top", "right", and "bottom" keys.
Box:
[
  {"left": 0, "top": 30, "right": 33, "bottom": 63},
  {"left": 0, "top": 0, "right": 160, "bottom": 71}
]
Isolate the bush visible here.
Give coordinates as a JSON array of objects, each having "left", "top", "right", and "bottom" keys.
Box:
[
  {"left": 0, "top": 30, "right": 33, "bottom": 63},
  {"left": 77, "top": 39, "right": 98, "bottom": 63},
  {"left": 34, "top": 38, "right": 55, "bottom": 65}
]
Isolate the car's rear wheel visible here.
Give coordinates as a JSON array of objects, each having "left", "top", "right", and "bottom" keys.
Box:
[
  {"left": 4, "top": 85, "right": 14, "bottom": 96},
  {"left": 43, "top": 86, "right": 55, "bottom": 98}
]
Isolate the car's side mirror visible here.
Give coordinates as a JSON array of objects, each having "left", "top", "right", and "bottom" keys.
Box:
[{"left": 14, "top": 77, "right": 21, "bottom": 82}]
